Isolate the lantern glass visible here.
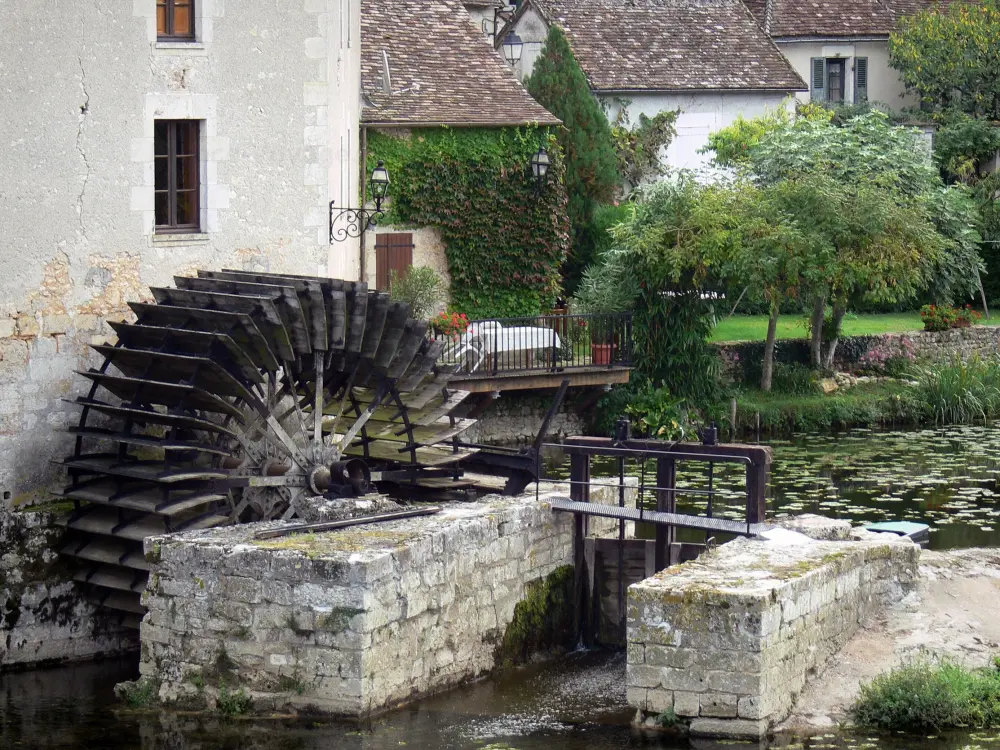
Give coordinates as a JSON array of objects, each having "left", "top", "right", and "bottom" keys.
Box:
[
  {"left": 370, "top": 160, "right": 390, "bottom": 200},
  {"left": 530, "top": 148, "right": 551, "bottom": 181},
  {"left": 502, "top": 32, "right": 524, "bottom": 65}
]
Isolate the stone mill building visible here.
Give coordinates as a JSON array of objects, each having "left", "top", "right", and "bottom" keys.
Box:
[{"left": 0, "top": 0, "right": 364, "bottom": 503}]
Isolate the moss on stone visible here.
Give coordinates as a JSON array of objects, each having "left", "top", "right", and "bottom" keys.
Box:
[
  {"left": 254, "top": 529, "right": 420, "bottom": 557},
  {"left": 15, "top": 499, "right": 77, "bottom": 515},
  {"left": 318, "top": 607, "right": 365, "bottom": 634},
  {"left": 495, "top": 565, "right": 575, "bottom": 670},
  {"left": 145, "top": 542, "right": 162, "bottom": 565},
  {"left": 114, "top": 677, "right": 158, "bottom": 708}
]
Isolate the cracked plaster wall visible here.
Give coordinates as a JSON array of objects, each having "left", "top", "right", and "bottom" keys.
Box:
[{"left": 0, "top": 0, "right": 361, "bottom": 505}]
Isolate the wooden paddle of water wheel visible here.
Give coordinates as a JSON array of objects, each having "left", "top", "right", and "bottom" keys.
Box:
[{"left": 56, "top": 270, "right": 479, "bottom": 625}]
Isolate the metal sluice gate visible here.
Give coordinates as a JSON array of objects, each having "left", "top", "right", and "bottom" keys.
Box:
[{"left": 541, "top": 432, "right": 773, "bottom": 645}]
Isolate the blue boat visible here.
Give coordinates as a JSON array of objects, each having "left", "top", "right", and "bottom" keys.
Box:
[{"left": 863, "top": 521, "right": 930, "bottom": 547}]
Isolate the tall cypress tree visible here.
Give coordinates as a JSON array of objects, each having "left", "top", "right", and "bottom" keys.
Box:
[{"left": 526, "top": 25, "right": 620, "bottom": 292}]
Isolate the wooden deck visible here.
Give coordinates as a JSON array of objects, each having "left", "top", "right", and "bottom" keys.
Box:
[{"left": 450, "top": 365, "right": 631, "bottom": 393}]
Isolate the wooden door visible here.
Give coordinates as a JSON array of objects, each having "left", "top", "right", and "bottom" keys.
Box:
[{"left": 375, "top": 233, "right": 414, "bottom": 291}]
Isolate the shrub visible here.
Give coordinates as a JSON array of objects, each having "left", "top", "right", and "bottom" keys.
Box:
[
  {"left": 389, "top": 266, "right": 444, "bottom": 320},
  {"left": 623, "top": 383, "right": 693, "bottom": 440},
  {"left": 914, "top": 354, "right": 1000, "bottom": 423},
  {"left": 920, "top": 304, "right": 959, "bottom": 331},
  {"left": 769, "top": 362, "right": 820, "bottom": 396},
  {"left": 856, "top": 338, "right": 917, "bottom": 377},
  {"left": 114, "top": 678, "right": 158, "bottom": 708},
  {"left": 853, "top": 657, "right": 1000, "bottom": 731},
  {"left": 217, "top": 680, "right": 252, "bottom": 717}
]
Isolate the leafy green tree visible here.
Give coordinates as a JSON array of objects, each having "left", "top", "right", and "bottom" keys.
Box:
[
  {"left": 589, "top": 176, "right": 740, "bottom": 402},
  {"left": 702, "top": 107, "right": 794, "bottom": 168},
  {"left": 716, "top": 111, "right": 982, "bottom": 366},
  {"left": 527, "top": 26, "right": 620, "bottom": 291},
  {"left": 933, "top": 113, "right": 1000, "bottom": 184},
  {"left": 730, "top": 177, "right": 832, "bottom": 390},
  {"left": 890, "top": 0, "right": 1000, "bottom": 119}
]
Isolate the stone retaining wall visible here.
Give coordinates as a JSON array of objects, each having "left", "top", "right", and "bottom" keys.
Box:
[
  {"left": 716, "top": 324, "right": 1000, "bottom": 374},
  {"left": 626, "top": 535, "right": 919, "bottom": 739},
  {"left": 139, "top": 493, "right": 576, "bottom": 715},
  {"left": 1, "top": 506, "right": 136, "bottom": 670},
  {"left": 461, "top": 390, "right": 587, "bottom": 445}
]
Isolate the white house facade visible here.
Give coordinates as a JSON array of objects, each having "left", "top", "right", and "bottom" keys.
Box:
[
  {"left": 0, "top": 0, "right": 362, "bottom": 501},
  {"left": 746, "top": 0, "right": 944, "bottom": 109},
  {"left": 503, "top": 0, "right": 806, "bottom": 173}
]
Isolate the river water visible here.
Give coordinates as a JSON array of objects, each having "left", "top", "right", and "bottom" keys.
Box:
[
  {"left": 6, "top": 426, "right": 1000, "bottom": 748},
  {"left": 4, "top": 653, "right": 1000, "bottom": 750}
]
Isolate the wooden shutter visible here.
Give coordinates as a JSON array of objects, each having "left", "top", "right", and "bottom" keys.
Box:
[
  {"left": 854, "top": 57, "right": 869, "bottom": 103},
  {"left": 375, "top": 233, "right": 414, "bottom": 291},
  {"left": 810, "top": 58, "right": 826, "bottom": 101}
]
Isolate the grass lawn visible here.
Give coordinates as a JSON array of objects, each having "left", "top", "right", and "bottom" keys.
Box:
[{"left": 712, "top": 311, "right": 1000, "bottom": 343}]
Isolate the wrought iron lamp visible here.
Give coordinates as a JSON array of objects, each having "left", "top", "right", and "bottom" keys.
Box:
[
  {"left": 329, "top": 160, "right": 391, "bottom": 243},
  {"left": 502, "top": 32, "right": 524, "bottom": 66},
  {"left": 530, "top": 147, "right": 551, "bottom": 192}
]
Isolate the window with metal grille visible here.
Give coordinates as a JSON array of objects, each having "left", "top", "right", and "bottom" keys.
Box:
[
  {"left": 154, "top": 120, "right": 200, "bottom": 234},
  {"left": 157, "top": 0, "right": 195, "bottom": 40}
]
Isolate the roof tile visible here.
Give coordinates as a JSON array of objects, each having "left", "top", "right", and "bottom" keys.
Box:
[
  {"left": 362, "top": 0, "right": 561, "bottom": 127},
  {"left": 529, "top": 0, "right": 806, "bottom": 92}
]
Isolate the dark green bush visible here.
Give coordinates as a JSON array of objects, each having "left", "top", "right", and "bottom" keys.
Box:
[
  {"left": 854, "top": 658, "right": 1000, "bottom": 731},
  {"left": 732, "top": 383, "right": 930, "bottom": 434},
  {"left": 769, "top": 362, "right": 820, "bottom": 396}
]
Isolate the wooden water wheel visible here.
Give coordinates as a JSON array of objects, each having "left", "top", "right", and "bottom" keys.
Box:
[{"left": 56, "top": 270, "right": 478, "bottom": 624}]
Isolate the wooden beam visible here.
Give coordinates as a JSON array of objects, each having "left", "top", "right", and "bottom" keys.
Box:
[{"left": 451, "top": 367, "right": 631, "bottom": 393}]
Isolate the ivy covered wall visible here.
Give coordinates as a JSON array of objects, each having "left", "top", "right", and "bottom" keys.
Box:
[{"left": 366, "top": 126, "right": 570, "bottom": 319}]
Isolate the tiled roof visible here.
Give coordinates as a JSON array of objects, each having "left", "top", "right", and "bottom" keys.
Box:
[
  {"left": 761, "top": 0, "right": 958, "bottom": 38},
  {"left": 361, "top": 0, "right": 560, "bottom": 127},
  {"left": 525, "top": 0, "right": 806, "bottom": 92}
]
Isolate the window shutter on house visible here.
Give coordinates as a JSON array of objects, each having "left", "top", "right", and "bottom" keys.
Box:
[
  {"left": 810, "top": 57, "right": 826, "bottom": 101},
  {"left": 375, "top": 233, "right": 414, "bottom": 291},
  {"left": 854, "top": 57, "right": 869, "bottom": 103}
]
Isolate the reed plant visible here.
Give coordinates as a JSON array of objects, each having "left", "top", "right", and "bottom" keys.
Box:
[{"left": 914, "top": 354, "right": 1000, "bottom": 424}]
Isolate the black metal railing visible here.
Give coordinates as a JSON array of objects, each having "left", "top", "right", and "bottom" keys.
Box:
[{"left": 429, "top": 312, "right": 633, "bottom": 376}]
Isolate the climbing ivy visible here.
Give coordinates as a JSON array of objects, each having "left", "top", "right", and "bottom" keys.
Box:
[{"left": 367, "top": 127, "right": 571, "bottom": 319}]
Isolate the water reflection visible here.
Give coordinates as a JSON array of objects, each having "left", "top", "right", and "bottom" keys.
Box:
[{"left": 4, "top": 654, "right": 1000, "bottom": 749}]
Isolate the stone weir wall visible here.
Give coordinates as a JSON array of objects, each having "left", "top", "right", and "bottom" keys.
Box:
[
  {"left": 139, "top": 493, "right": 577, "bottom": 715},
  {"left": 626, "top": 533, "right": 919, "bottom": 739},
  {"left": 1, "top": 505, "right": 137, "bottom": 670}
]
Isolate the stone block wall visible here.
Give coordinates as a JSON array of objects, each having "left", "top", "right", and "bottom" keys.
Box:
[
  {"left": 716, "top": 324, "right": 1000, "bottom": 376},
  {"left": 139, "top": 494, "right": 575, "bottom": 715},
  {"left": 461, "top": 390, "right": 587, "bottom": 445},
  {"left": 1, "top": 506, "right": 136, "bottom": 670},
  {"left": 626, "top": 536, "right": 919, "bottom": 739}
]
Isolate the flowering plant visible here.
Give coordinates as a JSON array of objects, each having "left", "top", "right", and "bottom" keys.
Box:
[
  {"left": 857, "top": 337, "right": 917, "bottom": 377},
  {"left": 956, "top": 305, "right": 983, "bottom": 327},
  {"left": 432, "top": 311, "right": 470, "bottom": 338},
  {"left": 920, "top": 304, "right": 981, "bottom": 332},
  {"left": 920, "top": 304, "right": 959, "bottom": 332}
]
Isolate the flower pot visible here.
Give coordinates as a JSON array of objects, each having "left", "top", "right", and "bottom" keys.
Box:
[{"left": 592, "top": 343, "right": 614, "bottom": 365}]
